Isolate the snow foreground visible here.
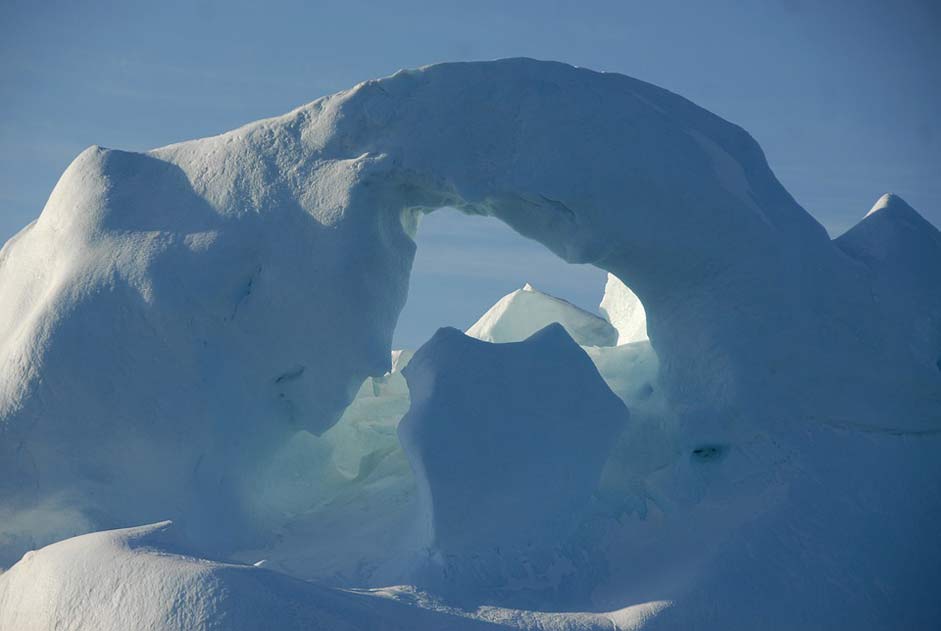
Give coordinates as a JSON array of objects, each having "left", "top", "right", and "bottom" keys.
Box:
[
  {"left": 0, "top": 58, "right": 940, "bottom": 629},
  {"left": 0, "top": 522, "right": 511, "bottom": 631}
]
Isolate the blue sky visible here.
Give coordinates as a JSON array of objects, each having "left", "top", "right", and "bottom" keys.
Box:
[{"left": 1, "top": 0, "right": 938, "bottom": 347}]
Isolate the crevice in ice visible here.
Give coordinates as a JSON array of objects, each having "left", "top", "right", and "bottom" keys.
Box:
[
  {"left": 690, "top": 444, "right": 727, "bottom": 463},
  {"left": 229, "top": 265, "right": 262, "bottom": 321},
  {"left": 274, "top": 365, "right": 306, "bottom": 384}
]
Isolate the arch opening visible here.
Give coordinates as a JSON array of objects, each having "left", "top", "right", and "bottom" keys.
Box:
[{"left": 236, "top": 204, "right": 666, "bottom": 595}]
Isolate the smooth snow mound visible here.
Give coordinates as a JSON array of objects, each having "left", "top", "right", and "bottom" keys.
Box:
[
  {"left": 0, "top": 522, "right": 505, "bottom": 631},
  {"left": 0, "top": 521, "right": 676, "bottom": 631}
]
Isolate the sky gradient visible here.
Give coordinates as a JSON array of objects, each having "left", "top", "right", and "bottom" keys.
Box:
[{"left": 1, "top": 0, "right": 938, "bottom": 347}]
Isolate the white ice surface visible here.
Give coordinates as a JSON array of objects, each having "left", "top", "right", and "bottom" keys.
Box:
[
  {"left": 599, "top": 274, "right": 648, "bottom": 345},
  {"left": 0, "top": 521, "right": 511, "bottom": 631}
]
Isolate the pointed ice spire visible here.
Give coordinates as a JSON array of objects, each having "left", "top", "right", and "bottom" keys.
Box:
[
  {"left": 839, "top": 193, "right": 938, "bottom": 250},
  {"left": 863, "top": 192, "right": 924, "bottom": 222},
  {"left": 865, "top": 192, "right": 900, "bottom": 217}
]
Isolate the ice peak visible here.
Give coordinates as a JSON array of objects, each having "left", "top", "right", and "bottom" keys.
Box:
[
  {"left": 865, "top": 193, "right": 914, "bottom": 218},
  {"left": 466, "top": 285, "right": 617, "bottom": 346},
  {"left": 850, "top": 193, "right": 939, "bottom": 238}
]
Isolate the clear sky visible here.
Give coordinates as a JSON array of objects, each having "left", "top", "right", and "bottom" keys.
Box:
[{"left": 1, "top": 0, "right": 938, "bottom": 347}]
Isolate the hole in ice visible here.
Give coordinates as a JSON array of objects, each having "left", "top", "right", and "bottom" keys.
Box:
[
  {"left": 393, "top": 207, "right": 608, "bottom": 348},
  {"left": 246, "top": 206, "right": 655, "bottom": 583},
  {"left": 690, "top": 444, "right": 727, "bottom": 463},
  {"left": 230, "top": 264, "right": 262, "bottom": 320},
  {"left": 274, "top": 365, "right": 306, "bottom": 384}
]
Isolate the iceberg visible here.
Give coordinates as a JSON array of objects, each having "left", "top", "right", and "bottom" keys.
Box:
[{"left": 1, "top": 58, "right": 939, "bottom": 629}]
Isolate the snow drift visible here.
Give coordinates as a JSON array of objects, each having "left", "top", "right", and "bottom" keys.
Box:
[
  {"left": 1, "top": 58, "right": 939, "bottom": 629},
  {"left": 0, "top": 521, "right": 505, "bottom": 631}
]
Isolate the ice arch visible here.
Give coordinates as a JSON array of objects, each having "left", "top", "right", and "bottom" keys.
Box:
[
  {"left": 1, "top": 59, "right": 938, "bottom": 563},
  {"left": 395, "top": 206, "right": 610, "bottom": 349}
]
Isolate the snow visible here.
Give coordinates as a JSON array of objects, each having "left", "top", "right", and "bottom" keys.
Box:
[
  {"left": 0, "top": 520, "right": 673, "bottom": 631},
  {"left": 0, "top": 521, "right": 509, "bottom": 631},
  {"left": 0, "top": 58, "right": 939, "bottom": 629},
  {"left": 466, "top": 282, "right": 618, "bottom": 346},
  {"left": 864, "top": 191, "right": 905, "bottom": 218}
]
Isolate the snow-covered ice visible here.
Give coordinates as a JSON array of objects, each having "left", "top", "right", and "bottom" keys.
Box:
[
  {"left": 0, "top": 521, "right": 509, "bottom": 631},
  {"left": 0, "top": 58, "right": 939, "bottom": 629}
]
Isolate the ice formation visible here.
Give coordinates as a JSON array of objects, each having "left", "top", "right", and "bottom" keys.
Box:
[
  {"left": 599, "top": 274, "right": 648, "bottom": 344},
  {"left": 399, "top": 324, "right": 627, "bottom": 598},
  {"left": 835, "top": 193, "right": 941, "bottom": 365},
  {"left": 1, "top": 59, "right": 939, "bottom": 629},
  {"left": 466, "top": 282, "right": 618, "bottom": 346}
]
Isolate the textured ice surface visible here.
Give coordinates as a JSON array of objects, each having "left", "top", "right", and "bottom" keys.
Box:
[{"left": 1, "top": 59, "right": 940, "bottom": 629}]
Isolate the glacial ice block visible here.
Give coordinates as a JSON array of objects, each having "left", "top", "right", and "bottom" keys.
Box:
[
  {"left": 465, "top": 282, "right": 618, "bottom": 346},
  {"left": 1, "top": 57, "right": 939, "bottom": 586},
  {"left": 398, "top": 324, "right": 628, "bottom": 555}
]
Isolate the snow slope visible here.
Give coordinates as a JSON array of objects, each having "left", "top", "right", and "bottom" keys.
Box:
[
  {"left": 1, "top": 58, "right": 939, "bottom": 629},
  {"left": 0, "top": 520, "right": 684, "bottom": 631},
  {"left": 0, "top": 521, "right": 507, "bottom": 631}
]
